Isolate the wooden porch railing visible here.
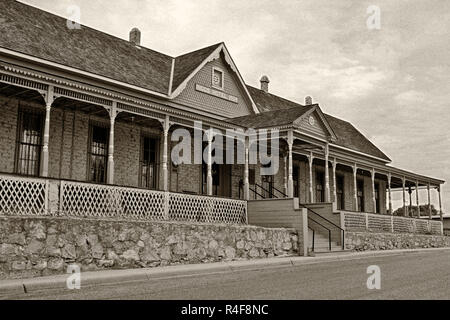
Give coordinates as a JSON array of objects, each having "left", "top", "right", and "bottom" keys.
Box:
[
  {"left": 339, "top": 210, "right": 443, "bottom": 235},
  {"left": 0, "top": 174, "right": 247, "bottom": 224}
]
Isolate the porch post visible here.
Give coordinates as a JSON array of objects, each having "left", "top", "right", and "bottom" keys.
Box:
[
  {"left": 332, "top": 158, "right": 337, "bottom": 206},
  {"left": 415, "top": 180, "right": 420, "bottom": 218},
  {"left": 287, "top": 131, "right": 294, "bottom": 198},
  {"left": 353, "top": 164, "right": 357, "bottom": 211},
  {"left": 438, "top": 185, "right": 443, "bottom": 222},
  {"left": 283, "top": 155, "right": 288, "bottom": 196},
  {"left": 308, "top": 152, "right": 314, "bottom": 203},
  {"left": 371, "top": 168, "right": 376, "bottom": 213},
  {"left": 162, "top": 115, "right": 170, "bottom": 191},
  {"left": 427, "top": 183, "right": 432, "bottom": 219},
  {"left": 244, "top": 136, "right": 249, "bottom": 200},
  {"left": 106, "top": 102, "right": 117, "bottom": 185},
  {"left": 324, "top": 144, "right": 330, "bottom": 202},
  {"left": 402, "top": 177, "right": 407, "bottom": 217},
  {"left": 40, "top": 86, "right": 54, "bottom": 177},
  {"left": 387, "top": 173, "right": 392, "bottom": 215},
  {"left": 408, "top": 186, "right": 412, "bottom": 217},
  {"left": 207, "top": 129, "right": 213, "bottom": 196}
]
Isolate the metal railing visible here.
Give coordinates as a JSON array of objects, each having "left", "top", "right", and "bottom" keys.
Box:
[
  {"left": 0, "top": 173, "right": 248, "bottom": 225},
  {"left": 250, "top": 182, "right": 287, "bottom": 199},
  {"left": 302, "top": 203, "right": 345, "bottom": 251}
]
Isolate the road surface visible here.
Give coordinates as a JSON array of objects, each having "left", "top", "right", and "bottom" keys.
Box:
[{"left": 4, "top": 249, "right": 450, "bottom": 300}]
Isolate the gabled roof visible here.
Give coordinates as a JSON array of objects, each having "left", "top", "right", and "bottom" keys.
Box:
[
  {"left": 0, "top": 0, "right": 173, "bottom": 95},
  {"left": 172, "top": 43, "right": 222, "bottom": 92},
  {"left": 229, "top": 104, "right": 313, "bottom": 128},
  {"left": 240, "top": 85, "right": 391, "bottom": 162}
]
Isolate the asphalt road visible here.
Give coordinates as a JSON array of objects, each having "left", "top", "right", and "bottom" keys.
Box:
[{"left": 5, "top": 250, "right": 450, "bottom": 300}]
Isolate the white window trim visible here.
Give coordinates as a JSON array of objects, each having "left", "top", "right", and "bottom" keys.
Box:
[{"left": 211, "top": 67, "right": 224, "bottom": 90}]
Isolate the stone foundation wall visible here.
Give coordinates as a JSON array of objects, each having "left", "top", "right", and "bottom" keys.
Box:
[
  {"left": 0, "top": 216, "right": 299, "bottom": 280},
  {"left": 345, "top": 231, "right": 450, "bottom": 251}
]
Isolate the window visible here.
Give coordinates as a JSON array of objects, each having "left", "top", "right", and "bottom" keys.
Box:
[
  {"left": 15, "top": 107, "right": 43, "bottom": 176},
  {"left": 315, "top": 171, "right": 325, "bottom": 202},
  {"left": 336, "top": 175, "right": 345, "bottom": 210},
  {"left": 261, "top": 162, "right": 274, "bottom": 198},
  {"left": 293, "top": 165, "right": 299, "bottom": 198},
  {"left": 202, "top": 163, "right": 220, "bottom": 195},
  {"left": 357, "top": 179, "right": 365, "bottom": 212},
  {"left": 375, "top": 182, "right": 380, "bottom": 213},
  {"left": 88, "top": 125, "right": 108, "bottom": 183},
  {"left": 140, "top": 136, "right": 159, "bottom": 189},
  {"left": 212, "top": 67, "right": 224, "bottom": 90}
]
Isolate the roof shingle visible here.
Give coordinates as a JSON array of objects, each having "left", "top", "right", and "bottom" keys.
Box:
[
  {"left": 0, "top": 0, "right": 173, "bottom": 94},
  {"left": 235, "top": 85, "right": 391, "bottom": 161}
]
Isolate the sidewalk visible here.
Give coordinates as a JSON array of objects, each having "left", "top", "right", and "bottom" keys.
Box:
[{"left": 1, "top": 247, "right": 448, "bottom": 296}]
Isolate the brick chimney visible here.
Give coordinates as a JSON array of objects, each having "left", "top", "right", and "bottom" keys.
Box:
[
  {"left": 305, "top": 96, "right": 313, "bottom": 105},
  {"left": 260, "top": 75, "right": 270, "bottom": 93},
  {"left": 129, "top": 27, "right": 141, "bottom": 46}
]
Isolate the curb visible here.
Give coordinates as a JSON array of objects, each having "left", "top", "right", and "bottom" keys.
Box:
[{"left": 1, "top": 247, "right": 449, "bottom": 297}]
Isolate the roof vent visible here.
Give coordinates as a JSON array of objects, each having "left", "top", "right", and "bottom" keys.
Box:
[
  {"left": 129, "top": 27, "right": 141, "bottom": 46},
  {"left": 260, "top": 75, "right": 270, "bottom": 93},
  {"left": 305, "top": 96, "right": 313, "bottom": 105}
]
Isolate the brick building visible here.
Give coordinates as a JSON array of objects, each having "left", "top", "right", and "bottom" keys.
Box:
[{"left": 0, "top": 1, "right": 445, "bottom": 225}]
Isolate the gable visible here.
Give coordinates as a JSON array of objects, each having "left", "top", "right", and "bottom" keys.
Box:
[
  {"left": 173, "top": 54, "right": 254, "bottom": 118},
  {"left": 295, "top": 111, "right": 328, "bottom": 139}
]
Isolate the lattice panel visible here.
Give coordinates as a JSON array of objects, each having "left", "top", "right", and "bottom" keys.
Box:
[
  {"left": 343, "top": 212, "right": 367, "bottom": 231},
  {"left": 0, "top": 175, "right": 47, "bottom": 216},
  {"left": 119, "top": 188, "right": 166, "bottom": 220},
  {"left": 168, "top": 193, "right": 247, "bottom": 224},
  {"left": 367, "top": 214, "right": 392, "bottom": 232},
  {"left": 61, "top": 181, "right": 120, "bottom": 217}
]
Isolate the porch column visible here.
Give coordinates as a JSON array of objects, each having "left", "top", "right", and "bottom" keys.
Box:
[
  {"left": 371, "top": 168, "right": 376, "bottom": 213},
  {"left": 332, "top": 158, "right": 337, "bottom": 206},
  {"left": 408, "top": 186, "right": 413, "bottom": 217},
  {"left": 324, "top": 144, "right": 330, "bottom": 202},
  {"left": 415, "top": 181, "right": 420, "bottom": 218},
  {"left": 427, "top": 183, "right": 432, "bottom": 219},
  {"left": 438, "top": 185, "right": 443, "bottom": 222},
  {"left": 308, "top": 152, "right": 314, "bottom": 203},
  {"left": 402, "top": 177, "right": 407, "bottom": 217},
  {"left": 243, "top": 136, "right": 249, "bottom": 200},
  {"left": 287, "top": 131, "right": 294, "bottom": 198},
  {"left": 40, "top": 86, "right": 54, "bottom": 177},
  {"left": 207, "top": 129, "right": 213, "bottom": 196},
  {"left": 353, "top": 164, "right": 357, "bottom": 211},
  {"left": 283, "top": 155, "right": 288, "bottom": 196},
  {"left": 106, "top": 102, "right": 117, "bottom": 184},
  {"left": 387, "top": 173, "right": 392, "bottom": 215},
  {"left": 162, "top": 115, "right": 170, "bottom": 191}
]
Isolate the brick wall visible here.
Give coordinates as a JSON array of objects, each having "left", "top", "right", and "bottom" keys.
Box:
[{"left": 0, "top": 97, "right": 18, "bottom": 173}]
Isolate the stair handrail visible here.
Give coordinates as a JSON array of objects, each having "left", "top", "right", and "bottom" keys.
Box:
[
  {"left": 249, "top": 186, "right": 265, "bottom": 199},
  {"left": 254, "top": 182, "right": 278, "bottom": 199},
  {"left": 301, "top": 203, "right": 345, "bottom": 250},
  {"left": 308, "top": 216, "right": 332, "bottom": 251}
]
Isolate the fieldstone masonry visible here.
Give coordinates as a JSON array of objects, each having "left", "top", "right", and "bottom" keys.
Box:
[
  {"left": 345, "top": 231, "right": 450, "bottom": 251},
  {"left": 0, "top": 216, "right": 298, "bottom": 279}
]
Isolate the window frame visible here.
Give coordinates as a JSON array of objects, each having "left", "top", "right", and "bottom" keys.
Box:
[
  {"left": 14, "top": 105, "right": 44, "bottom": 177},
  {"left": 139, "top": 134, "right": 160, "bottom": 190},
  {"left": 211, "top": 67, "right": 225, "bottom": 90},
  {"left": 87, "top": 122, "right": 109, "bottom": 184}
]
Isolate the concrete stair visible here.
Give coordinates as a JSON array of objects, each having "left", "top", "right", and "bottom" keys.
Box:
[{"left": 308, "top": 228, "right": 343, "bottom": 253}]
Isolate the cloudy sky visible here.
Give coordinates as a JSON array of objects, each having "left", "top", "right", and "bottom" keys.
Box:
[{"left": 22, "top": 0, "right": 450, "bottom": 212}]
